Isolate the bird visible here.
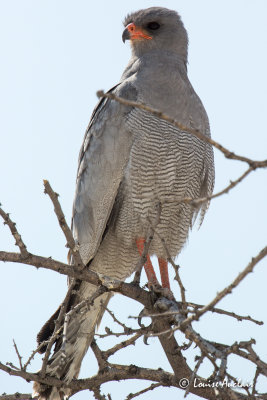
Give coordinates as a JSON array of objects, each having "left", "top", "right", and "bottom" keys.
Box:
[{"left": 33, "top": 7, "right": 215, "bottom": 399}]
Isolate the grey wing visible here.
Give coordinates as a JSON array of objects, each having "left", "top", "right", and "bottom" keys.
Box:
[{"left": 72, "top": 85, "right": 134, "bottom": 265}]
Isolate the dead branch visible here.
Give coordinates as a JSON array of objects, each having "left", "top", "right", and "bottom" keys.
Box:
[
  {"left": 101, "top": 331, "right": 144, "bottom": 360},
  {"left": 126, "top": 383, "right": 163, "bottom": 399},
  {"left": 179, "top": 245, "right": 267, "bottom": 329},
  {"left": 12, "top": 340, "right": 23, "bottom": 370},
  {"left": 187, "top": 302, "right": 263, "bottom": 325},
  {"left": 1, "top": 183, "right": 267, "bottom": 399},
  {"left": 0, "top": 394, "right": 33, "bottom": 400},
  {"left": 0, "top": 207, "right": 28, "bottom": 257},
  {"left": 43, "top": 180, "right": 84, "bottom": 269}
]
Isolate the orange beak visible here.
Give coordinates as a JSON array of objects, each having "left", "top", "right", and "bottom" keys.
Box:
[{"left": 122, "top": 23, "right": 152, "bottom": 42}]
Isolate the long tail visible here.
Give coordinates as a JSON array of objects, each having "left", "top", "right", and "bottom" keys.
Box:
[{"left": 33, "top": 280, "right": 111, "bottom": 400}]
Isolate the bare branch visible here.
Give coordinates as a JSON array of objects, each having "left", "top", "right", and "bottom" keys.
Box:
[
  {"left": 132, "top": 303, "right": 263, "bottom": 326},
  {"left": 0, "top": 394, "right": 33, "bottom": 400},
  {"left": 1, "top": 182, "right": 267, "bottom": 400},
  {"left": 12, "top": 340, "right": 23, "bottom": 370},
  {"left": 102, "top": 331, "right": 144, "bottom": 360},
  {"left": 102, "top": 304, "right": 132, "bottom": 331},
  {"left": 126, "top": 383, "right": 163, "bottom": 399},
  {"left": 0, "top": 206, "right": 28, "bottom": 257},
  {"left": 24, "top": 338, "right": 59, "bottom": 371},
  {"left": 187, "top": 302, "right": 263, "bottom": 325},
  {"left": 179, "top": 245, "right": 267, "bottom": 329},
  {"left": 185, "top": 354, "right": 205, "bottom": 397},
  {"left": 43, "top": 180, "right": 84, "bottom": 270}
]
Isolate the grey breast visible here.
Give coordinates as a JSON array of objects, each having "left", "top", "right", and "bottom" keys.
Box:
[{"left": 112, "top": 52, "right": 214, "bottom": 258}]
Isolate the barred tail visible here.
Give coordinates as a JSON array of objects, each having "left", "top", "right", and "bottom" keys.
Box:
[{"left": 33, "top": 281, "right": 111, "bottom": 400}]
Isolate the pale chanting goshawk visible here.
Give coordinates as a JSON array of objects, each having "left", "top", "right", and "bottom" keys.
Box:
[{"left": 33, "top": 7, "right": 215, "bottom": 399}]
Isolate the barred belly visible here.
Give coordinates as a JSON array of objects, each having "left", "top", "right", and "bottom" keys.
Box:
[{"left": 114, "top": 110, "right": 206, "bottom": 258}]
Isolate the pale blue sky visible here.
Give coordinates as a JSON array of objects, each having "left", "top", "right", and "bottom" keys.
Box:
[{"left": 1, "top": 1, "right": 267, "bottom": 399}]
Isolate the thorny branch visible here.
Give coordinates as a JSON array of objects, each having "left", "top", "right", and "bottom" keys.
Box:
[
  {"left": 43, "top": 179, "right": 84, "bottom": 270},
  {"left": 0, "top": 206, "right": 28, "bottom": 257},
  {"left": 1, "top": 199, "right": 267, "bottom": 398},
  {"left": 1, "top": 84, "right": 267, "bottom": 400},
  {"left": 0, "top": 395, "right": 33, "bottom": 400},
  {"left": 126, "top": 382, "right": 164, "bottom": 399},
  {"left": 178, "top": 245, "right": 267, "bottom": 330}
]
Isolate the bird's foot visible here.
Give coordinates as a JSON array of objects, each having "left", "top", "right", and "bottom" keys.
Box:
[
  {"left": 146, "top": 282, "right": 175, "bottom": 301},
  {"left": 152, "top": 284, "right": 175, "bottom": 301}
]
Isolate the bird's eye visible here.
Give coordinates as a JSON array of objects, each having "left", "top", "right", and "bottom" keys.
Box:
[{"left": 147, "top": 21, "right": 160, "bottom": 30}]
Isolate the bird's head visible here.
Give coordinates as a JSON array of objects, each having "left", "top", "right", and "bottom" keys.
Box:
[{"left": 122, "top": 7, "right": 188, "bottom": 61}]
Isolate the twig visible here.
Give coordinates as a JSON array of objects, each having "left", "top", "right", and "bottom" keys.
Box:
[
  {"left": 177, "top": 166, "right": 255, "bottom": 207},
  {"left": 232, "top": 341, "right": 267, "bottom": 377},
  {"left": 102, "top": 331, "right": 144, "bottom": 360},
  {"left": 126, "top": 382, "right": 162, "bottom": 399},
  {"left": 97, "top": 91, "right": 267, "bottom": 169},
  {"left": 225, "top": 372, "right": 252, "bottom": 397},
  {"left": 0, "top": 361, "right": 65, "bottom": 388},
  {"left": 187, "top": 302, "right": 263, "bottom": 325},
  {"left": 215, "top": 356, "right": 227, "bottom": 385},
  {"left": 96, "top": 329, "right": 132, "bottom": 339},
  {"left": 0, "top": 207, "right": 28, "bottom": 258},
  {"left": 252, "top": 367, "right": 260, "bottom": 396},
  {"left": 130, "top": 303, "right": 263, "bottom": 326},
  {"left": 6, "top": 362, "right": 20, "bottom": 371},
  {"left": 43, "top": 180, "right": 84, "bottom": 269},
  {"left": 102, "top": 305, "right": 131, "bottom": 330},
  {"left": 0, "top": 394, "right": 33, "bottom": 400},
  {"left": 185, "top": 354, "right": 205, "bottom": 397},
  {"left": 179, "top": 245, "right": 267, "bottom": 329},
  {"left": 12, "top": 340, "right": 23, "bottom": 370},
  {"left": 23, "top": 337, "right": 60, "bottom": 371}
]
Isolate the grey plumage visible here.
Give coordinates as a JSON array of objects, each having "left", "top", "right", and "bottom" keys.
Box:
[{"left": 33, "top": 7, "right": 214, "bottom": 399}]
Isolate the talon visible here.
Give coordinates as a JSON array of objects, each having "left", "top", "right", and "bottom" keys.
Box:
[
  {"left": 143, "top": 334, "right": 150, "bottom": 345},
  {"left": 137, "top": 309, "right": 146, "bottom": 328}
]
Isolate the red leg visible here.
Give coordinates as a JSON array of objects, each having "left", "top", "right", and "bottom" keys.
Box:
[
  {"left": 158, "top": 258, "right": 170, "bottom": 289},
  {"left": 136, "top": 238, "right": 159, "bottom": 287}
]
